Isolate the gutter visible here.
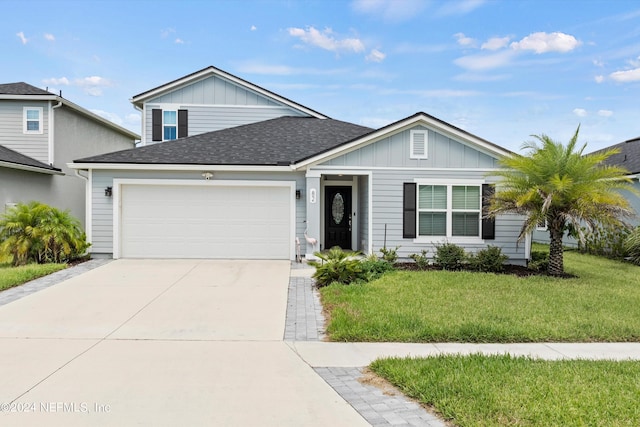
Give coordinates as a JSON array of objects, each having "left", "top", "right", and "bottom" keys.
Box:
[{"left": 0, "top": 161, "right": 63, "bottom": 175}]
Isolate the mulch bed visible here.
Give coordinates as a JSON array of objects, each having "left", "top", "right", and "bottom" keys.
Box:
[{"left": 395, "top": 262, "right": 547, "bottom": 277}]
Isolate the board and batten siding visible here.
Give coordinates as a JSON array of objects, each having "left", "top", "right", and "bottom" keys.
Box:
[
  {"left": 0, "top": 100, "right": 49, "bottom": 164},
  {"left": 322, "top": 125, "right": 499, "bottom": 169},
  {"left": 90, "top": 169, "right": 307, "bottom": 257}
]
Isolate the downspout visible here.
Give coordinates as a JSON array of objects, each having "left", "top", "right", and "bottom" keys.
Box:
[
  {"left": 50, "top": 99, "right": 63, "bottom": 166},
  {"left": 74, "top": 169, "right": 93, "bottom": 247},
  {"left": 134, "top": 104, "right": 144, "bottom": 146}
]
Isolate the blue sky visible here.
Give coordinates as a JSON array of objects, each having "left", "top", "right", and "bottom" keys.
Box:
[{"left": 3, "top": 0, "right": 640, "bottom": 153}]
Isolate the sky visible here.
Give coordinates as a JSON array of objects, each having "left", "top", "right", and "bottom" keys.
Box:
[{"left": 3, "top": 0, "right": 640, "bottom": 153}]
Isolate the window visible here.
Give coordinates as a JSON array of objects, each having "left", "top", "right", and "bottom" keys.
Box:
[
  {"left": 536, "top": 218, "right": 548, "bottom": 231},
  {"left": 23, "top": 107, "right": 43, "bottom": 134},
  {"left": 163, "top": 110, "right": 177, "bottom": 140},
  {"left": 410, "top": 130, "right": 428, "bottom": 159},
  {"left": 417, "top": 184, "right": 481, "bottom": 238}
]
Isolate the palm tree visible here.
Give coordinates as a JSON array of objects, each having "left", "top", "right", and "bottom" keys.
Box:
[{"left": 489, "top": 126, "right": 635, "bottom": 276}]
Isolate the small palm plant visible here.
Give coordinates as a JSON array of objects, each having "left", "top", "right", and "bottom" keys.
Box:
[
  {"left": 0, "top": 202, "right": 89, "bottom": 266},
  {"left": 308, "top": 246, "right": 363, "bottom": 287}
]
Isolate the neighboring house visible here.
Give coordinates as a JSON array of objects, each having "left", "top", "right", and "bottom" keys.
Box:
[
  {"left": 0, "top": 82, "right": 139, "bottom": 227},
  {"left": 532, "top": 136, "right": 640, "bottom": 245},
  {"left": 70, "top": 67, "right": 529, "bottom": 264}
]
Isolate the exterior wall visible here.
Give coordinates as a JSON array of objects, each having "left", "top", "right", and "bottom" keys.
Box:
[
  {"left": 322, "top": 125, "right": 499, "bottom": 169},
  {"left": 141, "top": 74, "right": 308, "bottom": 145},
  {"left": 0, "top": 100, "right": 49, "bottom": 163},
  {"left": 90, "top": 169, "right": 306, "bottom": 257}
]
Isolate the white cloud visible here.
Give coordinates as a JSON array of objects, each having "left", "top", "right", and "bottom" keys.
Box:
[
  {"left": 351, "top": 0, "right": 427, "bottom": 22},
  {"left": 481, "top": 36, "right": 510, "bottom": 51},
  {"left": 437, "top": 0, "right": 486, "bottom": 16},
  {"left": 125, "top": 113, "right": 141, "bottom": 126},
  {"left": 44, "top": 33, "right": 55, "bottom": 41},
  {"left": 454, "top": 32, "right": 476, "bottom": 47},
  {"left": 609, "top": 68, "right": 640, "bottom": 82},
  {"left": 288, "top": 26, "right": 365, "bottom": 53},
  {"left": 16, "top": 31, "right": 28, "bottom": 45},
  {"left": 454, "top": 49, "right": 516, "bottom": 70},
  {"left": 236, "top": 61, "right": 350, "bottom": 76},
  {"left": 594, "top": 75, "right": 604, "bottom": 83},
  {"left": 598, "top": 109, "right": 613, "bottom": 117},
  {"left": 250, "top": 25, "right": 257, "bottom": 31},
  {"left": 75, "top": 76, "right": 111, "bottom": 96},
  {"left": 628, "top": 56, "right": 640, "bottom": 67},
  {"left": 43, "top": 77, "right": 70, "bottom": 86},
  {"left": 160, "top": 28, "right": 175, "bottom": 38},
  {"left": 573, "top": 108, "right": 588, "bottom": 117},
  {"left": 175, "top": 38, "right": 184, "bottom": 44},
  {"left": 366, "top": 49, "right": 386, "bottom": 62},
  {"left": 90, "top": 109, "right": 122, "bottom": 125},
  {"left": 510, "top": 32, "right": 581, "bottom": 54},
  {"left": 592, "top": 59, "right": 604, "bottom": 67}
]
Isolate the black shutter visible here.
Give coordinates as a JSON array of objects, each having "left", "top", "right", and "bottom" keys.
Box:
[
  {"left": 178, "top": 109, "right": 188, "bottom": 138},
  {"left": 403, "top": 183, "right": 417, "bottom": 238},
  {"left": 152, "top": 109, "right": 162, "bottom": 141},
  {"left": 482, "top": 184, "right": 495, "bottom": 240}
]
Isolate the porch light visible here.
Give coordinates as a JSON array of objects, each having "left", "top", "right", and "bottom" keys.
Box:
[
  {"left": 105, "top": 186, "right": 112, "bottom": 197},
  {"left": 296, "top": 190, "right": 301, "bottom": 199}
]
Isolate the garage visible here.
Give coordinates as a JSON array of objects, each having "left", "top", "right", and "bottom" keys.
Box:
[{"left": 117, "top": 181, "right": 294, "bottom": 259}]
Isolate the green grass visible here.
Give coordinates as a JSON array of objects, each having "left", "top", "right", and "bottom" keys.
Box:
[
  {"left": 371, "top": 355, "right": 640, "bottom": 427},
  {"left": 0, "top": 263, "right": 67, "bottom": 291},
  {"left": 319, "top": 248, "right": 640, "bottom": 342}
]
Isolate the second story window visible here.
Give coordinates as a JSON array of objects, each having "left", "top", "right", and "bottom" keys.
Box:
[
  {"left": 163, "top": 111, "right": 177, "bottom": 140},
  {"left": 24, "top": 107, "right": 43, "bottom": 134}
]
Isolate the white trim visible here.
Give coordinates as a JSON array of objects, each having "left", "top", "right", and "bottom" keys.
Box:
[
  {"left": 145, "top": 102, "right": 298, "bottom": 110},
  {"left": 68, "top": 162, "right": 293, "bottom": 172},
  {"left": 293, "top": 113, "right": 511, "bottom": 170},
  {"left": 112, "top": 179, "right": 296, "bottom": 260},
  {"left": 410, "top": 129, "right": 428, "bottom": 159},
  {"left": 130, "top": 66, "right": 328, "bottom": 119},
  {"left": 162, "top": 109, "right": 178, "bottom": 141},
  {"left": 310, "top": 165, "right": 499, "bottom": 172},
  {"left": 414, "top": 178, "right": 485, "bottom": 185},
  {"left": 525, "top": 232, "right": 532, "bottom": 260},
  {"left": 0, "top": 161, "right": 62, "bottom": 175},
  {"left": 367, "top": 173, "right": 373, "bottom": 255},
  {"left": 50, "top": 100, "right": 63, "bottom": 165},
  {"left": 23, "top": 106, "right": 43, "bottom": 134},
  {"left": 0, "top": 94, "right": 57, "bottom": 101}
]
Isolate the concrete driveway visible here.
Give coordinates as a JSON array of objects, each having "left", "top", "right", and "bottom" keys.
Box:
[{"left": 0, "top": 260, "right": 369, "bottom": 426}]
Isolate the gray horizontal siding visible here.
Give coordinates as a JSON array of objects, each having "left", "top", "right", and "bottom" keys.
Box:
[
  {"left": 0, "top": 100, "right": 49, "bottom": 163},
  {"left": 143, "top": 105, "right": 306, "bottom": 145},
  {"left": 368, "top": 169, "right": 527, "bottom": 263},
  {"left": 90, "top": 170, "right": 306, "bottom": 256},
  {"left": 321, "top": 125, "right": 499, "bottom": 169}
]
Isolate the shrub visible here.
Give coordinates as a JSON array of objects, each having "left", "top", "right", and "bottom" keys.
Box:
[
  {"left": 624, "top": 226, "right": 640, "bottom": 266},
  {"left": 528, "top": 250, "right": 549, "bottom": 273},
  {"left": 361, "top": 253, "right": 395, "bottom": 282},
  {"left": 379, "top": 245, "right": 400, "bottom": 264},
  {"left": 0, "top": 202, "right": 90, "bottom": 266},
  {"left": 433, "top": 242, "right": 465, "bottom": 270},
  {"left": 575, "top": 223, "right": 631, "bottom": 259},
  {"left": 308, "top": 247, "right": 363, "bottom": 287},
  {"left": 467, "top": 245, "right": 508, "bottom": 273},
  {"left": 409, "top": 250, "right": 429, "bottom": 270}
]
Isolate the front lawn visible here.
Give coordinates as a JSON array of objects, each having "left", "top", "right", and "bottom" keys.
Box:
[
  {"left": 0, "top": 263, "right": 67, "bottom": 292},
  {"left": 319, "top": 249, "right": 640, "bottom": 342},
  {"left": 371, "top": 355, "right": 640, "bottom": 427}
]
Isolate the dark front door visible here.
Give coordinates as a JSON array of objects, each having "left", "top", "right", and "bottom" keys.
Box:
[{"left": 325, "top": 186, "right": 352, "bottom": 250}]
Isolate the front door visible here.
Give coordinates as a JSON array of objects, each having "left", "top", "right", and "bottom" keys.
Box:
[{"left": 325, "top": 186, "right": 352, "bottom": 250}]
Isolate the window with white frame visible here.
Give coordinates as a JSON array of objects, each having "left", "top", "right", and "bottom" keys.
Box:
[
  {"left": 417, "top": 184, "right": 481, "bottom": 238},
  {"left": 536, "top": 218, "right": 548, "bottom": 231},
  {"left": 23, "top": 107, "right": 43, "bottom": 134},
  {"left": 163, "top": 110, "right": 177, "bottom": 140}
]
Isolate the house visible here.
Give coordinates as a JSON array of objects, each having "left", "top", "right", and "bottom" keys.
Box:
[
  {"left": 69, "top": 67, "right": 529, "bottom": 264},
  {"left": 532, "top": 136, "right": 640, "bottom": 244},
  {"left": 0, "top": 82, "right": 139, "bottom": 227}
]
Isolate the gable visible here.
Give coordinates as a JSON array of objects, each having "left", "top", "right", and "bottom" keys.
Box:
[{"left": 318, "top": 125, "right": 500, "bottom": 169}]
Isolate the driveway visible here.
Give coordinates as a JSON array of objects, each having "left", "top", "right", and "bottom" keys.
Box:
[{"left": 0, "top": 260, "right": 369, "bottom": 426}]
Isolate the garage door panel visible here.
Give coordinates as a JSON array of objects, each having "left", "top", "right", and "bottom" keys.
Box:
[{"left": 120, "top": 183, "right": 292, "bottom": 259}]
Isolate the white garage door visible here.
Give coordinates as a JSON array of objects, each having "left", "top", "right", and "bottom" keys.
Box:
[{"left": 119, "top": 182, "right": 292, "bottom": 259}]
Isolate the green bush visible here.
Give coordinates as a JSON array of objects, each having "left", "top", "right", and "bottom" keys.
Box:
[
  {"left": 467, "top": 245, "right": 508, "bottom": 273},
  {"left": 0, "top": 202, "right": 90, "bottom": 266},
  {"left": 433, "top": 242, "right": 465, "bottom": 270},
  {"left": 528, "top": 250, "right": 549, "bottom": 272},
  {"left": 576, "top": 223, "right": 631, "bottom": 259},
  {"left": 409, "top": 250, "right": 429, "bottom": 270},
  {"left": 624, "top": 226, "right": 640, "bottom": 266},
  {"left": 308, "top": 247, "right": 363, "bottom": 287},
  {"left": 361, "top": 253, "right": 395, "bottom": 282},
  {"left": 379, "top": 245, "right": 400, "bottom": 264}
]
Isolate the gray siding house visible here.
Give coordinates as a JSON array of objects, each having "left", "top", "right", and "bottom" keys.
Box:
[
  {"left": 70, "top": 67, "right": 529, "bottom": 264},
  {"left": 0, "top": 83, "right": 139, "bottom": 227}
]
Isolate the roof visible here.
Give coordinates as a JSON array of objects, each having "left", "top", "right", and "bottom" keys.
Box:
[
  {"left": 75, "top": 116, "right": 373, "bottom": 165},
  {"left": 591, "top": 136, "right": 640, "bottom": 174},
  {"left": 0, "top": 82, "right": 53, "bottom": 96},
  {"left": 130, "top": 65, "right": 329, "bottom": 119},
  {"left": 0, "top": 144, "right": 62, "bottom": 174},
  {"left": 0, "top": 82, "right": 139, "bottom": 140}
]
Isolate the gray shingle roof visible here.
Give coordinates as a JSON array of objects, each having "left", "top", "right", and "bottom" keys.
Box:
[
  {"left": 591, "top": 136, "right": 640, "bottom": 174},
  {"left": 0, "top": 82, "right": 52, "bottom": 96},
  {"left": 0, "top": 144, "right": 61, "bottom": 172},
  {"left": 75, "top": 117, "right": 374, "bottom": 165}
]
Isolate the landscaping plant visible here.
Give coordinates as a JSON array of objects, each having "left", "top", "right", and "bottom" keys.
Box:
[
  {"left": 308, "top": 247, "right": 364, "bottom": 287},
  {"left": 466, "top": 245, "right": 508, "bottom": 273},
  {"left": 408, "top": 250, "right": 429, "bottom": 270},
  {"left": 433, "top": 242, "right": 465, "bottom": 270},
  {"left": 624, "top": 226, "right": 640, "bottom": 265},
  {"left": 378, "top": 245, "right": 400, "bottom": 264}
]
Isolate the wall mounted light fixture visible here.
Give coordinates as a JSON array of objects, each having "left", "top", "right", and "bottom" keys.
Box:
[
  {"left": 105, "top": 186, "right": 112, "bottom": 197},
  {"left": 202, "top": 172, "right": 214, "bottom": 180},
  {"left": 295, "top": 190, "right": 301, "bottom": 199}
]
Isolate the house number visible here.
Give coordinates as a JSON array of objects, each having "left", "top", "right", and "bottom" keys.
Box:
[{"left": 309, "top": 188, "right": 317, "bottom": 204}]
